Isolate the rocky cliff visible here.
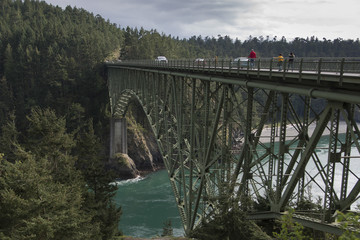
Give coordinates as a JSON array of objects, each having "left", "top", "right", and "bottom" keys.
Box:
[{"left": 110, "top": 100, "right": 164, "bottom": 179}]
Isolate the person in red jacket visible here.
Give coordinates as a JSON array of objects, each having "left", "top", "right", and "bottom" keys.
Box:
[{"left": 248, "top": 49, "right": 256, "bottom": 69}]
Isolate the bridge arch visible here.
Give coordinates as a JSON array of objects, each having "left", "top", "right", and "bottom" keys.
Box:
[
  {"left": 110, "top": 88, "right": 180, "bottom": 164},
  {"left": 107, "top": 58, "right": 360, "bottom": 236}
]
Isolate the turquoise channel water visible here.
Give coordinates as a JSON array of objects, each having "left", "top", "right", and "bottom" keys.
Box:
[
  {"left": 114, "top": 170, "right": 184, "bottom": 238},
  {"left": 114, "top": 133, "right": 360, "bottom": 238}
]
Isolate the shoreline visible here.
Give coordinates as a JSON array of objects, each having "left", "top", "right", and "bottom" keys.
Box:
[
  {"left": 259, "top": 121, "right": 349, "bottom": 143},
  {"left": 119, "top": 121, "right": 351, "bottom": 181},
  {"left": 138, "top": 165, "right": 166, "bottom": 178}
]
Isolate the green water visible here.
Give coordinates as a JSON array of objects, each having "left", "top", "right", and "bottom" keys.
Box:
[
  {"left": 114, "top": 170, "right": 183, "bottom": 238},
  {"left": 114, "top": 133, "right": 360, "bottom": 238}
]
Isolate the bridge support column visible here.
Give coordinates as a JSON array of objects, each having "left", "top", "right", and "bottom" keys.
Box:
[{"left": 110, "top": 117, "right": 128, "bottom": 158}]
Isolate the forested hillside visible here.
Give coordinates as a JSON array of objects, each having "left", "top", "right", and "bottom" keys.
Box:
[
  {"left": 122, "top": 29, "right": 360, "bottom": 59},
  {"left": 0, "top": 0, "right": 123, "bottom": 239},
  {"left": 0, "top": 0, "right": 123, "bottom": 129},
  {"left": 0, "top": 0, "right": 359, "bottom": 239},
  {"left": 185, "top": 35, "right": 360, "bottom": 58}
]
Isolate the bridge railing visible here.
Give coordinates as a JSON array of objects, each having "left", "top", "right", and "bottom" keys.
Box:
[{"left": 113, "top": 57, "right": 360, "bottom": 75}]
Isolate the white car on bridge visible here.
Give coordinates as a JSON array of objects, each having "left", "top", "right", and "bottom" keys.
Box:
[
  {"left": 231, "top": 57, "right": 249, "bottom": 68},
  {"left": 155, "top": 56, "right": 168, "bottom": 63}
]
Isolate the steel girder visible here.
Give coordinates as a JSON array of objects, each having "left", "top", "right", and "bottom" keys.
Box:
[{"left": 107, "top": 66, "right": 360, "bottom": 235}]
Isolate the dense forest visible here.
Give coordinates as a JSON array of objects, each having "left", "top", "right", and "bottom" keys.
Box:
[
  {"left": 0, "top": 0, "right": 123, "bottom": 239},
  {"left": 0, "top": 0, "right": 359, "bottom": 239},
  {"left": 121, "top": 28, "right": 360, "bottom": 60}
]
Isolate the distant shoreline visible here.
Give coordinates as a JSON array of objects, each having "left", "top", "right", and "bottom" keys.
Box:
[{"left": 259, "top": 121, "right": 348, "bottom": 143}]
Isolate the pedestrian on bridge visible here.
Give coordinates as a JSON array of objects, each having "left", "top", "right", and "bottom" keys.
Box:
[
  {"left": 275, "top": 53, "right": 284, "bottom": 71},
  {"left": 248, "top": 49, "right": 256, "bottom": 69},
  {"left": 287, "top": 52, "right": 295, "bottom": 71}
]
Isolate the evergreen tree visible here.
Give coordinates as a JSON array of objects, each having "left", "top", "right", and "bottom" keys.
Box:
[
  {"left": 75, "top": 119, "right": 122, "bottom": 239},
  {"left": 337, "top": 210, "right": 360, "bottom": 240},
  {"left": 25, "top": 107, "right": 77, "bottom": 184},
  {"left": 161, "top": 219, "right": 173, "bottom": 237},
  {"left": 0, "top": 112, "right": 19, "bottom": 162},
  {"left": 0, "top": 147, "right": 100, "bottom": 240},
  {"left": 1, "top": 1, "right": 360, "bottom": 239},
  {"left": 189, "top": 194, "right": 272, "bottom": 240},
  {"left": 272, "top": 208, "right": 312, "bottom": 240}
]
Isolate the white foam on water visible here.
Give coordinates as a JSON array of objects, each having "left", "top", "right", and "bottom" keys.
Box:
[{"left": 111, "top": 175, "right": 144, "bottom": 186}]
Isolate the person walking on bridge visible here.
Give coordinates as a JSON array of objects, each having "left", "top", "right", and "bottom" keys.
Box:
[
  {"left": 275, "top": 53, "right": 284, "bottom": 71},
  {"left": 287, "top": 52, "right": 295, "bottom": 71},
  {"left": 248, "top": 49, "right": 256, "bottom": 69}
]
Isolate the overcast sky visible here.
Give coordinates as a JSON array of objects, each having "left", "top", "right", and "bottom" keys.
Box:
[{"left": 43, "top": 0, "right": 359, "bottom": 41}]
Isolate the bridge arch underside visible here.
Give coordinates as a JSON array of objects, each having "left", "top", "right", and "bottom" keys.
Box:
[{"left": 108, "top": 67, "right": 360, "bottom": 235}]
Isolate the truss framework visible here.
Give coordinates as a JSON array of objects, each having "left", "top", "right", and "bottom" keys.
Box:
[{"left": 107, "top": 66, "right": 360, "bottom": 235}]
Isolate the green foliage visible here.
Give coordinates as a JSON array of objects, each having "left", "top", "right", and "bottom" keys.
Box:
[
  {"left": 0, "top": 112, "right": 19, "bottom": 162},
  {"left": 336, "top": 211, "right": 360, "bottom": 240},
  {"left": 0, "top": 0, "right": 122, "bottom": 132},
  {"left": 189, "top": 195, "right": 271, "bottom": 240},
  {"left": 26, "top": 107, "right": 74, "bottom": 154},
  {"left": 0, "top": 76, "right": 14, "bottom": 127},
  {"left": 295, "top": 183, "right": 323, "bottom": 212},
  {"left": 121, "top": 27, "right": 213, "bottom": 60},
  {"left": 0, "top": 1, "right": 120, "bottom": 239},
  {"left": 0, "top": 1, "right": 124, "bottom": 236},
  {"left": 75, "top": 119, "right": 122, "bottom": 239},
  {"left": 0, "top": 107, "right": 122, "bottom": 239},
  {"left": 1, "top": 1, "right": 359, "bottom": 240},
  {"left": 253, "top": 194, "right": 271, "bottom": 211},
  {"left": 272, "top": 209, "right": 312, "bottom": 240},
  {"left": 114, "top": 153, "right": 130, "bottom": 168},
  {"left": 122, "top": 29, "right": 360, "bottom": 60},
  {"left": 0, "top": 147, "right": 100, "bottom": 240},
  {"left": 24, "top": 107, "right": 80, "bottom": 185},
  {"left": 127, "top": 111, "right": 147, "bottom": 134},
  {"left": 161, "top": 219, "right": 174, "bottom": 237}
]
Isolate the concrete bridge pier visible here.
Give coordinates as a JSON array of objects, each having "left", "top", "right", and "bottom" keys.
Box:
[{"left": 110, "top": 117, "right": 128, "bottom": 158}]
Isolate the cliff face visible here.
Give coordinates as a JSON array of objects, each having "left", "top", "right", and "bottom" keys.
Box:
[{"left": 111, "top": 100, "right": 164, "bottom": 180}]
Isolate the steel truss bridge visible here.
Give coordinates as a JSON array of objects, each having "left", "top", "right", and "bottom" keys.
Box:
[{"left": 106, "top": 57, "right": 360, "bottom": 236}]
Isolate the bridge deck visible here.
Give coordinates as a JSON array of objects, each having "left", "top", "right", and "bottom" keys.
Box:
[{"left": 108, "top": 57, "right": 360, "bottom": 89}]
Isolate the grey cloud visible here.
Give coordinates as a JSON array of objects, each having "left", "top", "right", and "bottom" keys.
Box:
[
  {"left": 115, "top": 0, "right": 255, "bottom": 25},
  {"left": 44, "top": 0, "right": 359, "bottom": 41},
  {"left": 83, "top": 0, "right": 259, "bottom": 38}
]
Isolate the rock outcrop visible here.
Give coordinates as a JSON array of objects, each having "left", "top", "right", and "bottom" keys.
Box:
[{"left": 111, "top": 100, "right": 164, "bottom": 180}]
